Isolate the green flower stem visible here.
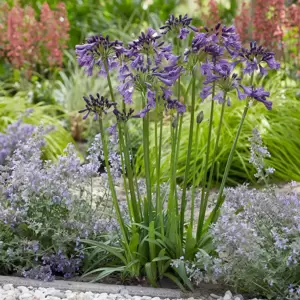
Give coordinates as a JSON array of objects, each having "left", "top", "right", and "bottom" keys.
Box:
[
  {"left": 158, "top": 111, "right": 164, "bottom": 237},
  {"left": 210, "top": 101, "right": 250, "bottom": 223},
  {"left": 122, "top": 122, "right": 141, "bottom": 223},
  {"left": 104, "top": 61, "right": 116, "bottom": 102},
  {"left": 168, "top": 118, "right": 178, "bottom": 213},
  {"left": 180, "top": 72, "right": 196, "bottom": 237},
  {"left": 197, "top": 93, "right": 227, "bottom": 237},
  {"left": 190, "top": 121, "right": 201, "bottom": 229},
  {"left": 196, "top": 81, "right": 216, "bottom": 240},
  {"left": 155, "top": 101, "right": 159, "bottom": 212},
  {"left": 142, "top": 94, "right": 152, "bottom": 224},
  {"left": 117, "top": 123, "right": 132, "bottom": 222},
  {"left": 99, "top": 118, "right": 128, "bottom": 244},
  {"left": 174, "top": 76, "right": 193, "bottom": 200}
]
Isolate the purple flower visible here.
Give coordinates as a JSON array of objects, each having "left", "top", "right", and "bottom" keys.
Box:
[
  {"left": 147, "top": 88, "right": 156, "bottom": 108},
  {"left": 79, "top": 94, "right": 117, "bottom": 120},
  {"left": 75, "top": 35, "right": 123, "bottom": 76},
  {"left": 214, "top": 60, "right": 236, "bottom": 77},
  {"left": 190, "top": 23, "right": 241, "bottom": 59},
  {"left": 240, "top": 41, "right": 280, "bottom": 75},
  {"left": 132, "top": 107, "right": 151, "bottom": 118},
  {"left": 113, "top": 107, "right": 135, "bottom": 121},
  {"left": 241, "top": 86, "right": 272, "bottom": 110},
  {"left": 165, "top": 99, "right": 186, "bottom": 114},
  {"left": 106, "top": 123, "right": 117, "bottom": 135},
  {"left": 200, "top": 60, "right": 213, "bottom": 75},
  {"left": 221, "top": 25, "right": 241, "bottom": 57},
  {"left": 200, "top": 59, "right": 245, "bottom": 102},
  {"left": 118, "top": 81, "right": 134, "bottom": 104},
  {"left": 153, "top": 66, "right": 183, "bottom": 86},
  {"left": 161, "top": 87, "right": 172, "bottom": 99},
  {"left": 126, "top": 28, "right": 168, "bottom": 69},
  {"left": 200, "top": 85, "right": 213, "bottom": 100},
  {"left": 160, "top": 14, "right": 198, "bottom": 39},
  {"left": 178, "top": 28, "right": 190, "bottom": 39}
]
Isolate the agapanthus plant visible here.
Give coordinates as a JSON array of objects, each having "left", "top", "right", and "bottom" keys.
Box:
[{"left": 76, "top": 14, "right": 279, "bottom": 289}]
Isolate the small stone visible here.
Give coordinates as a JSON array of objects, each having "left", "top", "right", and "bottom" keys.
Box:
[
  {"left": 132, "top": 296, "right": 141, "bottom": 300},
  {"left": 233, "top": 295, "right": 244, "bottom": 300},
  {"left": 50, "top": 291, "right": 66, "bottom": 299},
  {"left": 34, "top": 290, "right": 46, "bottom": 299},
  {"left": 151, "top": 297, "right": 160, "bottom": 300},
  {"left": 18, "top": 286, "right": 29, "bottom": 294},
  {"left": 3, "top": 284, "right": 14, "bottom": 291},
  {"left": 141, "top": 297, "right": 151, "bottom": 300},
  {"left": 223, "top": 290, "right": 233, "bottom": 300},
  {"left": 120, "top": 289, "right": 129, "bottom": 296},
  {"left": 187, "top": 298, "right": 195, "bottom": 300},
  {"left": 19, "top": 293, "right": 34, "bottom": 300},
  {"left": 4, "top": 296, "right": 17, "bottom": 300},
  {"left": 210, "top": 294, "right": 221, "bottom": 299}
]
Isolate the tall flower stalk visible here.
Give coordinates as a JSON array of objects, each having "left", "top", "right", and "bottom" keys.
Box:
[{"left": 76, "top": 17, "right": 279, "bottom": 289}]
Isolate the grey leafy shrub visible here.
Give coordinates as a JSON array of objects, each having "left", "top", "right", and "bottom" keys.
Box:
[
  {"left": 184, "top": 183, "right": 300, "bottom": 299},
  {"left": 0, "top": 118, "right": 35, "bottom": 165},
  {"left": 208, "top": 183, "right": 300, "bottom": 299},
  {"left": 0, "top": 123, "right": 121, "bottom": 280},
  {"left": 182, "top": 129, "right": 300, "bottom": 299}
]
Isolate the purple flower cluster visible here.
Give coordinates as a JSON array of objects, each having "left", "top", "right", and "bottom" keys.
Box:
[
  {"left": 42, "top": 250, "right": 82, "bottom": 279},
  {"left": 23, "top": 265, "right": 54, "bottom": 281},
  {"left": 188, "top": 25, "right": 279, "bottom": 109},
  {"left": 160, "top": 14, "right": 198, "bottom": 39},
  {"left": 239, "top": 41, "right": 280, "bottom": 75},
  {"left": 0, "top": 119, "right": 35, "bottom": 166},
  {"left": 79, "top": 94, "right": 117, "bottom": 120},
  {"left": 75, "top": 35, "right": 122, "bottom": 76},
  {"left": 76, "top": 16, "right": 281, "bottom": 126},
  {"left": 208, "top": 183, "right": 300, "bottom": 298},
  {"left": 200, "top": 59, "right": 245, "bottom": 105},
  {"left": 249, "top": 128, "right": 275, "bottom": 179},
  {"left": 187, "top": 23, "right": 241, "bottom": 60},
  {"left": 77, "top": 26, "right": 186, "bottom": 121}
]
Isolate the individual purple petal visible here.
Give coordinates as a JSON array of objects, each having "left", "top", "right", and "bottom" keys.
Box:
[
  {"left": 200, "top": 85, "right": 213, "bottom": 100},
  {"left": 236, "top": 87, "right": 246, "bottom": 100},
  {"left": 132, "top": 107, "right": 150, "bottom": 118},
  {"left": 106, "top": 123, "right": 117, "bottom": 135},
  {"left": 200, "top": 60, "right": 213, "bottom": 75},
  {"left": 213, "top": 91, "right": 225, "bottom": 104},
  {"left": 166, "top": 99, "right": 186, "bottom": 114},
  {"left": 178, "top": 28, "right": 189, "bottom": 40},
  {"left": 259, "top": 65, "right": 268, "bottom": 76},
  {"left": 161, "top": 87, "right": 172, "bottom": 99},
  {"left": 227, "top": 97, "right": 231, "bottom": 106},
  {"left": 264, "top": 56, "right": 280, "bottom": 70},
  {"left": 241, "top": 86, "right": 272, "bottom": 110},
  {"left": 203, "top": 73, "right": 220, "bottom": 85},
  {"left": 147, "top": 88, "right": 156, "bottom": 108},
  {"left": 244, "top": 60, "right": 258, "bottom": 75}
]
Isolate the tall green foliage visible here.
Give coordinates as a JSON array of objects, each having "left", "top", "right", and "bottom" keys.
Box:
[
  {"left": 136, "top": 75, "right": 300, "bottom": 186},
  {"left": 0, "top": 92, "right": 74, "bottom": 160}
]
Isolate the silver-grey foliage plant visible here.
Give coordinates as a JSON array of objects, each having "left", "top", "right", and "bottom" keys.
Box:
[{"left": 184, "top": 130, "right": 300, "bottom": 299}]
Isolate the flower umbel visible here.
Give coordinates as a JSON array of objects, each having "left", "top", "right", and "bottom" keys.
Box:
[
  {"left": 239, "top": 41, "right": 280, "bottom": 75},
  {"left": 160, "top": 14, "right": 198, "bottom": 39},
  {"left": 241, "top": 86, "right": 272, "bottom": 110},
  {"left": 75, "top": 35, "right": 123, "bottom": 76},
  {"left": 79, "top": 94, "right": 117, "bottom": 120}
]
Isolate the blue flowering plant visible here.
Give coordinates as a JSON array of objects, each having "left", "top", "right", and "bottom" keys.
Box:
[{"left": 77, "top": 14, "right": 279, "bottom": 288}]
